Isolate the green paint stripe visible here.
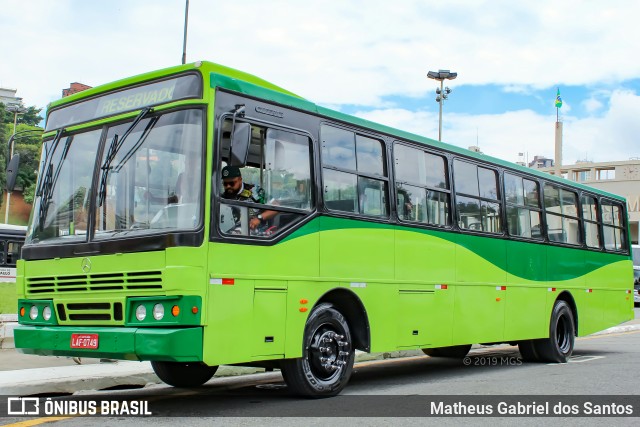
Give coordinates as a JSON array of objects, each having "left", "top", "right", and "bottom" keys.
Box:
[{"left": 279, "top": 216, "right": 629, "bottom": 282}]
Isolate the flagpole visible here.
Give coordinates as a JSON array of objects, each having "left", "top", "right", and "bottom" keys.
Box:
[
  {"left": 554, "top": 87, "right": 563, "bottom": 177},
  {"left": 556, "top": 87, "right": 559, "bottom": 123}
]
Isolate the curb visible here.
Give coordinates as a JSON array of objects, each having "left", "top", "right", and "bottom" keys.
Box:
[{"left": 0, "top": 315, "right": 17, "bottom": 350}]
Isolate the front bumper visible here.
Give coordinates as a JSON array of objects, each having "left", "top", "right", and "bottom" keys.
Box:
[{"left": 14, "top": 325, "right": 203, "bottom": 362}]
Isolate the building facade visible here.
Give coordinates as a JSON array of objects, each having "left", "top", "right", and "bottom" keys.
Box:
[
  {"left": 0, "top": 87, "right": 22, "bottom": 106},
  {"left": 540, "top": 159, "right": 640, "bottom": 244},
  {"left": 62, "top": 82, "right": 92, "bottom": 98}
]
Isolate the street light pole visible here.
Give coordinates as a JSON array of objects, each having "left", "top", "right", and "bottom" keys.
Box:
[
  {"left": 181, "top": 0, "right": 190, "bottom": 65},
  {"left": 4, "top": 103, "right": 27, "bottom": 223},
  {"left": 427, "top": 69, "right": 457, "bottom": 141}
]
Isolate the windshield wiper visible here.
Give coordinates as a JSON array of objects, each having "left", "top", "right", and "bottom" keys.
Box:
[
  {"left": 36, "top": 129, "right": 67, "bottom": 230},
  {"left": 36, "top": 129, "right": 65, "bottom": 197},
  {"left": 97, "top": 107, "right": 153, "bottom": 207},
  {"left": 112, "top": 116, "right": 158, "bottom": 173}
]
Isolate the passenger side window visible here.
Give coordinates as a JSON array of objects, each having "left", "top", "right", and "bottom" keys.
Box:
[
  {"left": 504, "top": 173, "right": 542, "bottom": 239},
  {"left": 394, "top": 143, "right": 450, "bottom": 226},
  {"left": 454, "top": 160, "right": 501, "bottom": 233},
  {"left": 543, "top": 184, "right": 581, "bottom": 245},
  {"left": 581, "top": 195, "right": 601, "bottom": 248},
  {"left": 321, "top": 125, "right": 388, "bottom": 218},
  {"left": 602, "top": 200, "right": 626, "bottom": 251}
]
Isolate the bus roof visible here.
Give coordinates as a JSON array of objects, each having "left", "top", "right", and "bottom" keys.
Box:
[
  {"left": 0, "top": 224, "right": 28, "bottom": 235},
  {"left": 46, "top": 61, "right": 626, "bottom": 202}
]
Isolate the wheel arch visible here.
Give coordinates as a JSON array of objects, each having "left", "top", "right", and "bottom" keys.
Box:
[
  {"left": 315, "top": 288, "right": 371, "bottom": 352},
  {"left": 557, "top": 291, "right": 578, "bottom": 336}
]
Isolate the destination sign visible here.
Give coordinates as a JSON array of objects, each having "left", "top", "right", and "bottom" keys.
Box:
[
  {"left": 45, "top": 73, "right": 202, "bottom": 131},
  {"left": 97, "top": 81, "right": 177, "bottom": 115}
]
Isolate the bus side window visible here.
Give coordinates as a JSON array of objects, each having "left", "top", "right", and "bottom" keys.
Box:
[{"left": 7, "top": 242, "right": 23, "bottom": 265}]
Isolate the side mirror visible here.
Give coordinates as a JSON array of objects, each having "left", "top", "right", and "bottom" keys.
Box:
[
  {"left": 5, "top": 154, "right": 21, "bottom": 191},
  {"left": 230, "top": 122, "right": 250, "bottom": 167}
]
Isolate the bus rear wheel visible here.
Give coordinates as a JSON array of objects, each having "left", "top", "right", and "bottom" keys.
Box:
[
  {"left": 151, "top": 361, "right": 218, "bottom": 387},
  {"left": 422, "top": 345, "right": 472, "bottom": 358},
  {"left": 533, "top": 300, "right": 575, "bottom": 363},
  {"left": 517, "top": 340, "right": 540, "bottom": 362},
  {"left": 280, "top": 303, "right": 355, "bottom": 397}
]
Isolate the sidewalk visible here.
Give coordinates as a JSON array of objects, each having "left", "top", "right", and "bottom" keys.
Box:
[{"left": 1, "top": 317, "right": 638, "bottom": 396}]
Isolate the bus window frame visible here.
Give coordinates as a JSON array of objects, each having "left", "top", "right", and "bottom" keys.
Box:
[
  {"left": 600, "top": 196, "right": 628, "bottom": 253},
  {"left": 319, "top": 122, "right": 391, "bottom": 221},
  {"left": 212, "top": 112, "right": 318, "bottom": 244},
  {"left": 392, "top": 140, "right": 452, "bottom": 229},
  {"left": 502, "top": 171, "right": 545, "bottom": 242},
  {"left": 452, "top": 158, "right": 504, "bottom": 236},
  {"left": 541, "top": 182, "right": 583, "bottom": 247},
  {"left": 579, "top": 191, "right": 603, "bottom": 250}
]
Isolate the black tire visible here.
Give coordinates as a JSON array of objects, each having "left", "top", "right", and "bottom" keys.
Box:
[
  {"left": 422, "top": 345, "right": 472, "bottom": 358},
  {"left": 533, "top": 300, "right": 575, "bottom": 363},
  {"left": 281, "top": 303, "right": 355, "bottom": 397},
  {"left": 151, "top": 361, "right": 218, "bottom": 387},
  {"left": 517, "top": 340, "right": 540, "bottom": 362}
]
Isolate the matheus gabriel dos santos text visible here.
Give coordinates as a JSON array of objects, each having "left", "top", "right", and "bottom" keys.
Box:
[{"left": 430, "top": 401, "right": 634, "bottom": 416}]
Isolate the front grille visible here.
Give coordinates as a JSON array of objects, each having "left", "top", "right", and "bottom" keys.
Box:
[
  {"left": 56, "top": 301, "right": 123, "bottom": 322},
  {"left": 26, "top": 271, "right": 163, "bottom": 295}
]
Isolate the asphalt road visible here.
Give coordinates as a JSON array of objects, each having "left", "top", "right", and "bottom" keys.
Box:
[{"left": 2, "top": 327, "right": 639, "bottom": 426}]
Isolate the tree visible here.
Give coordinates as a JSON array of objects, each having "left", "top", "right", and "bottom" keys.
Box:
[
  {"left": 0, "top": 104, "right": 43, "bottom": 127},
  {"left": 1, "top": 103, "right": 44, "bottom": 207}
]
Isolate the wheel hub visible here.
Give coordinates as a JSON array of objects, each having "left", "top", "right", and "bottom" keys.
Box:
[{"left": 309, "top": 329, "right": 350, "bottom": 379}]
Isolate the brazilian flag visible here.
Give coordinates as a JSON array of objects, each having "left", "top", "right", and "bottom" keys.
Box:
[{"left": 555, "top": 88, "right": 563, "bottom": 108}]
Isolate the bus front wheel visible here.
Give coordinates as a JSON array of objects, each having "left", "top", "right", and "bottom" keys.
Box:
[
  {"left": 533, "top": 300, "right": 575, "bottom": 363},
  {"left": 280, "top": 303, "right": 355, "bottom": 397},
  {"left": 151, "top": 361, "right": 218, "bottom": 387}
]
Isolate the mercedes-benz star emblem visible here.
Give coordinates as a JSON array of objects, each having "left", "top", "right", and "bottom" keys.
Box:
[{"left": 81, "top": 257, "right": 92, "bottom": 273}]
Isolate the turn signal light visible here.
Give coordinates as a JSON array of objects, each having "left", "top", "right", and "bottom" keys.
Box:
[
  {"left": 172, "top": 305, "right": 181, "bottom": 317},
  {"left": 19, "top": 307, "right": 25, "bottom": 317}
]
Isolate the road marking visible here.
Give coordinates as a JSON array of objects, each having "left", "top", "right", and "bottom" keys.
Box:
[
  {"left": 0, "top": 416, "right": 74, "bottom": 427},
  {"left": 546, "top": 355, "right": 606, "bottom": 365},
  {"left": 568, "top": 355, "right": 605, "bottom": 363}
]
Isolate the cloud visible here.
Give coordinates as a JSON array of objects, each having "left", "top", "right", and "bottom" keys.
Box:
[
  {"left": 583, "top": 98, "right": 604, "bottom": 114},
  {"left": 1, "top": 0, "right": 640, "bottom": 167},
  {"left": 354, "top": 88, "right": 640, "bottom": 165},
  {"left": 4, "top": 1, "right": 640, "bottom": 109}
]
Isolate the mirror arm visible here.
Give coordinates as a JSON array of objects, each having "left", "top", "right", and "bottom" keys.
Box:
[{"left": 230, "top": 104, "right": 246, "bottom": 141}]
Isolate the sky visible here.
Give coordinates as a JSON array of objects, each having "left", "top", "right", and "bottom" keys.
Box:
[{"left": 2, "top": 0, "right": 640, "bottom": 166}]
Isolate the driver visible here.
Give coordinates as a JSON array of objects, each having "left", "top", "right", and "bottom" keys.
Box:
[{"left": 221, "top": 165, "right": 277, "bottom": 230}]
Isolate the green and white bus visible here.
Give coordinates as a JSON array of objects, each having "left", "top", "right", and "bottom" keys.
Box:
[
  {"left": 15, "top": 61, "right": 634, "bottom": 396},
  {"left": 0, "top": 224, "right": 26, "bottom": 284}
]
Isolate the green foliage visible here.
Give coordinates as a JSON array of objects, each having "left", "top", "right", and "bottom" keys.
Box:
[
  {"left": 0, "top": 103, "right": 43, "bottom": 127},
  {"left": 1, "top": 103, "right": 44, "bottom": 207}
]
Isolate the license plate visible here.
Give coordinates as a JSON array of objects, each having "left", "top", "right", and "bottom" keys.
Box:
[{"left": 70, "top": 333, "right": 99, "bottom": 349}]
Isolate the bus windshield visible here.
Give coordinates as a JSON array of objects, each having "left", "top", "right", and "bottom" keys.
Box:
[{"left": 27, "top": 108, "right": 203, "bottom": 245}]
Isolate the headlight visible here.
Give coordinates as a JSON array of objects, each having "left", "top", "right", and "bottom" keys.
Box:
[
  {"left": 42, "top": 306, "right": 52, "bottom": 321},
  {"left": 135, "top": 305, "right": 147, "bottom": 321},
  {"left": 153, "top": 304, "right": 164, "bottom": 320},
  {"left": 29, "top": 305, "right": 38, "bottom": 320}
]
